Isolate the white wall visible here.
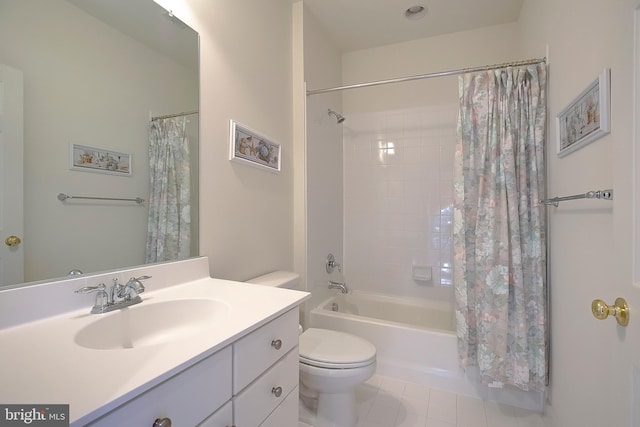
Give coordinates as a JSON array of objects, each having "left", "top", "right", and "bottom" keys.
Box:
[
  {"left": 0, "top": 0, "right": 197, "bottom": 282},
  {"left": 164, "top": 0, "right": 295, "bottom": 281},
  {"left": 338, "top": 24, "right": 520, "bottom": 300},
  {"left": 341, "top": 23, "right": 521, "bottom": 112},
  {"left": 518, "top": 0, "right": 636, "bottom": 425},
  {"left": 292, "top": 1, "right": 307, "bottom": 297},
  {"left": 300, "top": 4, "right": 345, "bottom": 315}
]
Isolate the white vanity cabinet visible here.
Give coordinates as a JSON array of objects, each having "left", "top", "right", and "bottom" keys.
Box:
[
  {"left": 233, "top": 308, "right": 300, "bottom": 426},
  {"left": 87, "top": 346, "right": 233, "bottom": 427},
  {"left": 86, "top": 308, "right": 300, "bottom": 427}
]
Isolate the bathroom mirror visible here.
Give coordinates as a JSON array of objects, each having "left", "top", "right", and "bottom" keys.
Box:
[{"left": 0, "top": 0, "right": 199, "bottom": 287}]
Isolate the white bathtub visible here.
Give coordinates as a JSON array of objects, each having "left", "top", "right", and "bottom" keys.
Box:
[{"left": 309, "top": 290, "right": 545, "bottom": 412}]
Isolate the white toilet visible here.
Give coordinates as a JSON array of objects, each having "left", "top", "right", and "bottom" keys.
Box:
[{"left": 247, "top": 271, "right": 377, "bottom": 427}]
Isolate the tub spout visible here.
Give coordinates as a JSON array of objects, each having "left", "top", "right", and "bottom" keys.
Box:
[{"left": 328, "top": 280, "right": 348, "bottom": 294}]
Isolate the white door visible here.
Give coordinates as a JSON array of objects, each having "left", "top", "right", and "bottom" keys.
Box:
[
  {"left": 612, "top": 10, "right": 640, "bottom": 426},
  {"left": 0, "top": 64, "right": 24, "bottom": 287}
]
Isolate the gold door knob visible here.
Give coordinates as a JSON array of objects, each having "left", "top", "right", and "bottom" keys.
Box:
[
  {"left": 592, "top": 297, "right": 629, "bottom": 326},
  {"left": 4, "top": 235, "right": 21, "bottom": 247},
  {"left": 153, "top": 418, "right": 171, "bottom": 427}
]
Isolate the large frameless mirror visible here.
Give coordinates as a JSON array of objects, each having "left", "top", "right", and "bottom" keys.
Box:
[{"left": 0, "top": 0, "right": 199, "bottom": 288}]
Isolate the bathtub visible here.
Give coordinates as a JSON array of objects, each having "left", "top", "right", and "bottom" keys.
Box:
[{"left": 309, "top": 290, "right": 545, "bottom": 412}]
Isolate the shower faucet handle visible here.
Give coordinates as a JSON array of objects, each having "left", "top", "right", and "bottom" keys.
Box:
[{"left": 326, "top": 253, "right": 342, "bottom": 273}]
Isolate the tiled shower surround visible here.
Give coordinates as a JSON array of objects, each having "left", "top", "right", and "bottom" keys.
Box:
[{"left": 343, "top": 105, "right": 458, "bottom": 302}]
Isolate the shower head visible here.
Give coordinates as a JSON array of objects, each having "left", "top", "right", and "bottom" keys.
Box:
[{"left": 328, "top": 108, "right": 346, "bottom": 124}]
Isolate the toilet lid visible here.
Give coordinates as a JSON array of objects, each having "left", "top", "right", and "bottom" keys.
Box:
[{"left": 299, "top": 328, "right": 376, "bottom": 369}]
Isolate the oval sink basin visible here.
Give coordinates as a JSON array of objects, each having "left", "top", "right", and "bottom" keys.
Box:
[{"left": 75, "top": 298, "right": 229, "bottom": 350}]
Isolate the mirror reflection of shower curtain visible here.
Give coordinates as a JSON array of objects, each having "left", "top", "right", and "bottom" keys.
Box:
[
  {"left": 146, "top": 116, "right": 191, "bottom": 263},
  {"left": 453, "top": 63, "right": 547, "bottom": 392}
]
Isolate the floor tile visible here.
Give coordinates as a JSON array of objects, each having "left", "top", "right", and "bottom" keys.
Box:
[
  {"left": 457, "top": 395, "right": 487, "bottom": 427},
  {"left": 302, "top": 373, "right": 546, "bottom": 427},
  {"left": 395, "top": 400, "right": 428, "bottom": 427},
  {"left": 425, "top": 418, "right": 456, "bottom": 427}
]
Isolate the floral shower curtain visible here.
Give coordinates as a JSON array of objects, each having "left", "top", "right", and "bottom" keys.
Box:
[
  {"left": 146, "top": 116, "right": 191, "bottom": 263},
  {"left": 453, "top": 63, "right": 547, "bottom": 392}
]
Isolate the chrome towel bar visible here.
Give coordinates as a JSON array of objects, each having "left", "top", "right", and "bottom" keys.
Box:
[
  {"left": 57, "top": 193, "right": 145, "bottom": 204},
  {"left": 540, "top": 189, "right": 613, "bottom": 207}
]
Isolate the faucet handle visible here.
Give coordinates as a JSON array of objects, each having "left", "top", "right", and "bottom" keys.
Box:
[
  {"left": 326, "top": 253, "right": 342, "bottom": 273},
  {"left": 127, "top": 275, "right": 151, "bottom": 294},
  {"left": 76, "top": 283, "right": 109, "bottom": 313},
  {"left": 75, "top": 283, "right": 106, "bottom": 294}
]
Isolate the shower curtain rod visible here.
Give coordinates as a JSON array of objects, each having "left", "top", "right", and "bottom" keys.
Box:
[
  {"left": 150, "top": 110, "right": 199, "bottom": 121},
  {"left": 306, "top": 57, "right": 546, "bottom": 96}
]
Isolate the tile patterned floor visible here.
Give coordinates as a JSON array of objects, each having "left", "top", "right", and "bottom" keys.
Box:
[
  {"left": 301, "top": 374, "right": 548, "bottom": 427},
  {"left": 355, "top": 375, "right": 548, "bottom": 427}
]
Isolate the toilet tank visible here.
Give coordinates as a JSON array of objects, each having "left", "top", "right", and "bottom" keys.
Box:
[{"left": 246, "top": 271, "right": 301, "bottom": 290}]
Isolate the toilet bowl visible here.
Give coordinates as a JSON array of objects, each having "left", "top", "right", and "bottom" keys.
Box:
[
  {"left": 246, "top": 271, "right": 377, "bottom": 427},
  {"left": 299, "top": 328, "right": 376, "bottom": 427}
]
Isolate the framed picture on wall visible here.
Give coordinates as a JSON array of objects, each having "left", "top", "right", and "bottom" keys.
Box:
[
  {"left": 69, "top": 144, "right": 132, "bottom": 176},
  {"left": 229, "top": 120, "right": 281, "bottom": 173},
  {"left": 557, "top": 68, "right": 611, "bottom": 157}
]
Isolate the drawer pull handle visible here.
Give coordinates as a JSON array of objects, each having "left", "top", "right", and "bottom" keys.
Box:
[
  {"left": 272, "top": 386, "right": 283, "bottom": 397},
  {"left": 153, "top": 418, "right": 172, "bottom": 427},
  {"left": 271, "top": 339, "right": 282, "bottom": 350}
]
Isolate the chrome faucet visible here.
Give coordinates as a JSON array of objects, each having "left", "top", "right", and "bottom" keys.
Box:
[
  {"left": 328, "top": 280, "right": 348, "bottom": 294},
  {"left": 76, "top": 275, "right": 151, "bottom": 314}
]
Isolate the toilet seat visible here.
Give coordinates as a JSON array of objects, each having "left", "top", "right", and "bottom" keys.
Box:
[{"left": 299, "top": 328, "right": 376, "bottom": 369}]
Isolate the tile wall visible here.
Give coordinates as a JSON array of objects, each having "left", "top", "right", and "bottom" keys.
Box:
[{"left": 343, "top": 105, "right": 457, "bottom": 301}]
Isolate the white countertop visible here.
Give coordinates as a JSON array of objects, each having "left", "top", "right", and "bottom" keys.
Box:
[{"left": 0, "top": 259, "right": 308, "bottom": 426}]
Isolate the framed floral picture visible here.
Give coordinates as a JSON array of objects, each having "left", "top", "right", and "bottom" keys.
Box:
[
  {"left": 69, "top": 144, "right": 131, "bottom": 176},
  {"left": 229, "top": 120, "right": 281, "bottom": 172},
  {"left": 557, "top": 68, "right": 611, "bottom": 157}
]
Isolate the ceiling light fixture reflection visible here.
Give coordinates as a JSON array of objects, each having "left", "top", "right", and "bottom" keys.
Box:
[{"left": 405, "top": 5, "right": 428, "bottom": 20}]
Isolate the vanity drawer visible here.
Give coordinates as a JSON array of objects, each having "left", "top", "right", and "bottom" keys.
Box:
[
  {"left": 233, "top": 347, "right": 299, "bottom": 427},
  {"left": 260, "top": 385, "right": 299, "bottom": 427},
  {"left": 197, "top": 400, "right": 233, "bottom": 427},
  {"left": 87, "top": 346, "right": 232, "bottom": 427},
  {"left": 233, "top": 308, "right": 299, "bottom": 392}
]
